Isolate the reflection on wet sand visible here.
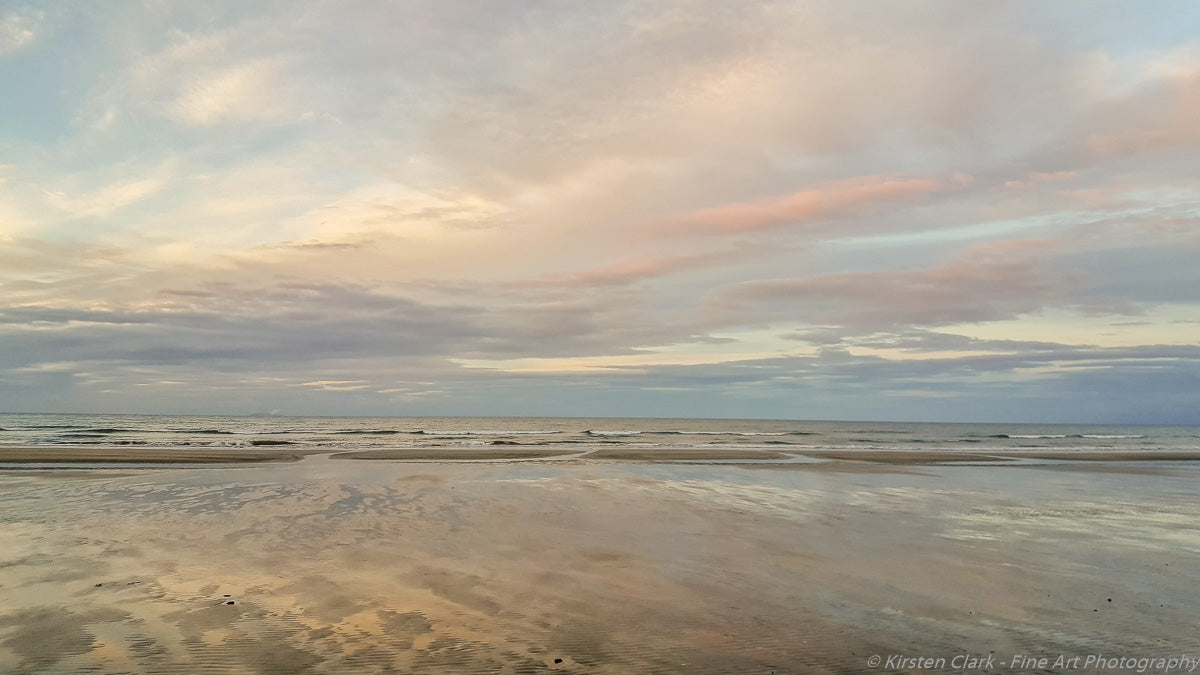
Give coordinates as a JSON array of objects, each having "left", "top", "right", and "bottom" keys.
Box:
[{"left": 1, "top": 456, "right": 1199, "bottom": 673}]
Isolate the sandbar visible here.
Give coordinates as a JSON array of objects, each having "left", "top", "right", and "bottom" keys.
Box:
[
  {"left": 0, "top": 446, "right": 315, "bottom": 464},
  {"left": 331, "top": 448, "right": 579, "bottom": 460},
  {"left": 583, "top": 447, "right": 792, "bottom": 461},
  {"left": 795, "top": 449, "right": 1200, "bottom": 463}
]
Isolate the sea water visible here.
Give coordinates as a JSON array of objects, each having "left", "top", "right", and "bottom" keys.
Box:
[{"left": 1, "top": 413, "right": 1197, "bottom": 455}]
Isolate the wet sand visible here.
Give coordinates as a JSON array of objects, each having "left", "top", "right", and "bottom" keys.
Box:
[
  {"left": 579, "top": 448, "right": 791, "bottom": 461},
  {"left": 0, "top": 446, "right": 790, "bottom": 464},
  {"left": 332, "top": 448, "right": 580, "bottom": 461},
  {"left": 2, "top": 454, "right": 1199, "bottom": 673},
  {"left": 798, "top": 449, "right": 1200, "bottom": 463}
]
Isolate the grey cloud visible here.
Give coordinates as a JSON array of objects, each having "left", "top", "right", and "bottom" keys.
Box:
[
  {"left": 0, "top": 307, "right": 157, "bottom": 325},
  {"left": 5, "top": 306, "right": 1197, "bottom": 421},
  {"left": 511, "top": 251, "right": 736, "bottom": 289},
  {"left": 1058, "top": 244, "right": 1200, "bottom": 305},
  {"left": 715, "top": 240, "right": 1081, "bottom": 330},
  {"left": 543, "top": 343, "right": 1200, "bottom": 422},
  {"left": 0, "top": 277, "right": 701, "bottom": 375},
  {"left": 787, "top": 328, "right": 1079, "bottom": 354}
]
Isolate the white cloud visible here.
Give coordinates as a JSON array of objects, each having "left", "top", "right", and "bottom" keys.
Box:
[
  {"left": 44, "top": 171, "right": 171, "bottom": 219},
  {"left": 82, "top": 25, "right": 305, "bottom": 133},
  {"left": 0, "top": 10, "right": 40, "bottom": 54},
  {"left": 299, "top": 380, "right": 370, "bottom": 391},
  {"left": 170, "top": 58, "right": 296, "bottom": 126}
]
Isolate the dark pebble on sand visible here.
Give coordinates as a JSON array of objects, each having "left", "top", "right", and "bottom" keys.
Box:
[
  {"left": 95, "top": 583, "right": 103, "bottom": 587},
  {"left": 554, "top": 658, "right": 563, "bottom": 664},
  {"left": 1107, "top": 598, "right": 1112, "bottom": 602},
  {"left": 226, "top": 601, "right": 235, "bottom": 605},
  {"left": 223, "top": 594, "right": 231, "bottom": 597}
]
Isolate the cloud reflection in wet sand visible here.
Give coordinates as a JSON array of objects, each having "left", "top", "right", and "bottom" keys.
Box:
[{"left": 1, "top": 458, "right": 1199, "bottom": 672}]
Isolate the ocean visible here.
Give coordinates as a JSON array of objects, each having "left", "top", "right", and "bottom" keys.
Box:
[{"left": 1, "top": 413, "right": 1196, "bottom": 455}]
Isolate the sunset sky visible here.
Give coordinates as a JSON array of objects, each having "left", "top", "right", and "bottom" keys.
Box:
[{"left": 2, "top": 1, "right": 1198, "bottom": 422}]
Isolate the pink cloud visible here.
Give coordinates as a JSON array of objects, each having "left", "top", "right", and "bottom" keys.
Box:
[
  {"left": 514, "top": 251, "right": 727, "bottom": 289},
  {"left": 663, "top": 175, "right": 945, "bottom": 234},
  {"left": 720, "top": 239, "right": 1080, "bottom": 328},
  {"left": 1005, "top": 170, "right": 1079, "bottom": 190},
  {"left": 1029, "top": 171, "right": 1078, "bottom": 182},
  {"left": 1084, "top": 59, "right": 1200, "bottom": 158}
]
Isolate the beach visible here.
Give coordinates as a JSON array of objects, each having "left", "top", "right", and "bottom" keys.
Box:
[
  {"left": 2, "top": 447, "right": 1199, "bottom": 673},
  {"left": 7, "top": 3, "right": 1199, "bottom": 672}
]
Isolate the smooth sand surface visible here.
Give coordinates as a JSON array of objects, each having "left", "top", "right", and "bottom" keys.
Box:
[
  {"left": 2, "top": 456, "right": 1199, "bottom": 673},
  {"left": 796, "top": 449, "right": 1200, "bottom": 463},
  {"left": 796, "top": 450, "right": 1011, "bottom": 463},
  {"left": 996, "top": 450, "right": 1200, "bottom": 461},
  {"left": 581, "top": 448, "right": 791, "bottom": 461},
  {"left": 331, "top": 448, "right": 580, "bottom": 460}
]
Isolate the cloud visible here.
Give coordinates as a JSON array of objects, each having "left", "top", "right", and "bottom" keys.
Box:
[
  {"left": 43, "top": 171, "right": 171, "bottom": 219},
  {"left": 661, "top": 176, "right": 945, "bottom": 234},
  {"left": 75, "top": 18, "right": 311, "bottom": 140},
  {"left": 717, "top": 239, "right": 1082, "bottom": 330},
  {"left": 170, "top": 57, "right": 296, "bottom": 126},
  {"left": 2, "top": 2, "right": 1199, "bottom": 421},
  {"left": 299, "top": 380, "right": 369, "bottom": 391},
  {"left": 514, "top": 251, "right": 731, "bottom": 289},
  {"left": 0, "top": 9, "right": 40, "bottom": 54},
  {"left": 1004, "top": 171, "right": 1080, "bottom": 190},
  {"left": 1079, "top": 47, "right": 1200, "bottom": 159},
  {"left": 0, "top": 161, "right": 177, "bottom": 241}
]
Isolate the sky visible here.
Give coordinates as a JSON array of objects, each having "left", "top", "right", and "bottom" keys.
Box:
[{"left": 1, "top": 1, "right": 1198, "bottom": 423}]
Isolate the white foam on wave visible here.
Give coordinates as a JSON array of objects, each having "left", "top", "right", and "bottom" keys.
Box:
[
  {"left": 664, "top": 431, "right": 789, "bottom": 436},
  {"left": 1079, "top": 434, "right": 1145, "bottom": 439},
  {"left": 586, "top": 430, "right": 642, "bottom": 436},
  {"left": 1008, "top": 434, "right": 1068, "bottom": 439}
]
